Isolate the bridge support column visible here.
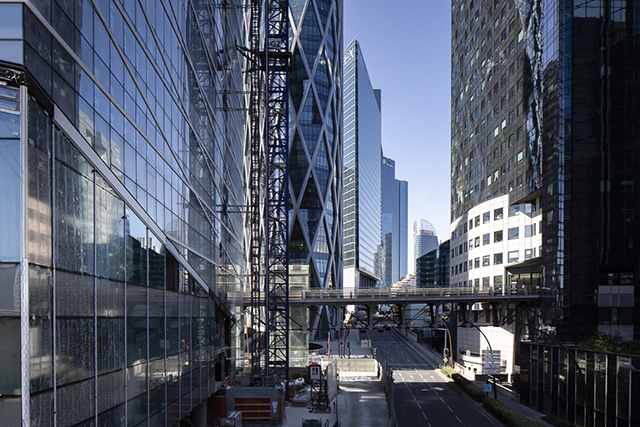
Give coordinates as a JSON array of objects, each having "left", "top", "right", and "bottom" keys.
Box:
[
  {"left": 429, "top": 304, "right": 436, "bottom": 326},
  {"left": 333, "top": 305, "right": 342, "bottom": 340},
  {"left": 466, "top": 302, "right": 474, "bottom": 325},
  {"left": 399, "top": 303, "right": 408, "bottom": 333},
  {"left": 365, "top": 304, "right": 373, "bottom": 330}
]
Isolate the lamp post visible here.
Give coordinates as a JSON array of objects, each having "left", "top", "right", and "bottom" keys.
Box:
[{"left": 461, "top": 319, "right": 498, "bottom": 400}]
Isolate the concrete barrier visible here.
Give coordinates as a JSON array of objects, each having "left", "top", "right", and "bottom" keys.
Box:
[{"left": 337, "top": 358, "right": 378, "bottom": 373}]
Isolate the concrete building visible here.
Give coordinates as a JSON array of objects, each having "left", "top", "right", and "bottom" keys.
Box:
[
  {"left": 342, "top": 39, "right": 382, "bottom": 293},
  {"left": 381, "top": 156, "right": 408, "bottom": 287}
]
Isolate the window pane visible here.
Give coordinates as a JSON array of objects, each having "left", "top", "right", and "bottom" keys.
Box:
[
  {"left": 0, "top": 138, "right": 20, "bottom": 261},
  {"left": 0, "top": 317, "right": 21, "bottom": 394},
  {"left": 126, "top": 208, "right": 147, "bottom": 286},
  {"left": 508, "top": 227, "right": 519, "bottom": 240}
]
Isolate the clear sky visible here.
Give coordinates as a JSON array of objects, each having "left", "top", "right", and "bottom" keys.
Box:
[{"left": 343, "top": 1, "right": 452, "bottom": 273}]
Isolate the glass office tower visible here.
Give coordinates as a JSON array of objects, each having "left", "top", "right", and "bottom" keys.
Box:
[
  {"left": 288, "top": 0, "right": 343, "bottom": 337},
  {"left": 342, "top": 39, "right": 382, "bottom": 291},
  {"left": 451, "top": 0, "right": 640, "bottom": 346},
  {"left": 413, "top": 219, "right": 438, "bottom": 272},
  {"left": 416, "top": 240, "right": 450, "bottom": 288},
  {"left": 381, "top": 156, "right": 408, "bottom": 286},
  {"left": 0, "top": 1, "right": 247, "bottom": 426}
]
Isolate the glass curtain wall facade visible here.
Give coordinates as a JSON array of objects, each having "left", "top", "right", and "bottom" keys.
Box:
[
  {"left": 0, "top": 1, "right": 247, "bottom": 426},
  {"left": 381, "top": 156, "right": 408, "bottom": 287},
  {"left": 413, "top": 219, "right": 438, "bottom": 272},
  {"left": 416, "top": 240, "right": 450, "bottom": 288},
  {"left": 342, "top": 39, "right": 382, "bottom": 290},
  {"left": 288, "top": 0, "right": 343, "bottom": 338},
  {"left": 520, "top": 342, "right": 640, "bottom": 427},
  {"left": 537, "top": 0, "right": 640, "bottom": 342},
  {"left": 452, "top": 0, "right": 640, "bottom": 343}
]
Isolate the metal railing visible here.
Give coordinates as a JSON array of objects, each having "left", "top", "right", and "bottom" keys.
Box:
[{"left": 235, "top": 285, "right": 542, "bottom": 306}]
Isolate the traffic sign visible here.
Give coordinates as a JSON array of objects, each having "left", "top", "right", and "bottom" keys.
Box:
[
  {"left": 482, "top": 363, "right": 500, "bottom": 369},
  {"left": 484, "top": 384, "right": 492, "bottom": 392},
  {"left": 482, "top": 349, "right": 501, "bottom": 375}
]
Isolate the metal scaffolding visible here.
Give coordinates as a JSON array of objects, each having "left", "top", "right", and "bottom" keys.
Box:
[
  {"left": 263, "top": 0, "right": 290, "bottom": 382},
  {"left": 239, "top": 0, "right": 290, "bottom": 383}
]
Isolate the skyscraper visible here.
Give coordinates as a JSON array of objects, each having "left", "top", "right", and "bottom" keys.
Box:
[
  {"left": 413, "top": 219, "right": 439, "bottom": 271},
  {"left": 0, "top": 2, "right": 247, "bottom": 425},
  {"left": 288, "top": 0, "right": 343, "bottom": 337},
  {"left": 416, "top": 240, "right": 450, "bottom": 289},
  {"left": 450, "top": 0, "right": 640, "bottom": 379},
  {"left": 381, "top": 156, "right": 408, "bottom": 286},
  {"left": 342, "top": 39, "right": 382, "bottom": 291}
]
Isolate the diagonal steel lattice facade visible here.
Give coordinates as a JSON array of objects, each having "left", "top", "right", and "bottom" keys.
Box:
[{"left": 288, "top": 0, "right": 343, "bottom": 339}]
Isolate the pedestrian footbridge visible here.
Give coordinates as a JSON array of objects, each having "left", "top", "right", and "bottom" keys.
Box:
[{"left": 236, "top": 285, "right": 542, "bottom": 308}]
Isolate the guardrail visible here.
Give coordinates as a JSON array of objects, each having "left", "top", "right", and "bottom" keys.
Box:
[{"left": 234, "top": 284, "right": 542, "bottom": 306}]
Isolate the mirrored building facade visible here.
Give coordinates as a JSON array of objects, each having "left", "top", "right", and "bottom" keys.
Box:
[
  {"left": 288, "top": 0, "right": 343, "bottom": 338},
  {"left": 0, "top": 1, "right": 248, "bottom": 425},
  {"left": 381, "top": 156, "right": 408, "bottom": 287},
  {"left": 451, "top": 0, "right": 640, "bottom": 344},
  {"left": 342, "top": 39, "right": 381, "bottom": 292}
]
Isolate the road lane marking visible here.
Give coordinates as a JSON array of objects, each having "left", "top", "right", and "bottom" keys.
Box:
[
  {"left": 456, "top": 415, "right": 462, "bottom": 423},
  {"left": 440, "top": 397, "right": 445, "bottom": 403},
  {"left": 422, "top": 413, "right": 427, "bottom": 420},
  {"left": 417, "top": 403, "right": 422, "bottom": 410},
  {"left": 448, "top": 406, "right": 453, "bottom": 413}
]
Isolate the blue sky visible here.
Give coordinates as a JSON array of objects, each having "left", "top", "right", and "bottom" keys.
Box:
[{"left": 343, "top": 1, "right": 452, "bottom": 272}]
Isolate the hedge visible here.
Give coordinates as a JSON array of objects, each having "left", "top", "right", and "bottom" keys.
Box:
[{"left": 440, "top": 368, "right": 544, "bottom": 427}]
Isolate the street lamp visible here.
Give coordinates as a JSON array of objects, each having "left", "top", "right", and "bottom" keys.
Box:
[{"left": 460, "top": 318, "right": 498, "bottom": 399}]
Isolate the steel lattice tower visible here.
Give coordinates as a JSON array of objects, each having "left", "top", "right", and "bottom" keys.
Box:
[{"left": 263, "top": 0, "right": 290, "bottom": 381}]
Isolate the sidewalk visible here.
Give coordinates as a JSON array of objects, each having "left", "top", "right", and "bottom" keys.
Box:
[
  {"left": 394, "top": 330, "right": 553, "bottom": 427},
  {"left": 283, "top": 331, "right": 387, "bottom": 427}
]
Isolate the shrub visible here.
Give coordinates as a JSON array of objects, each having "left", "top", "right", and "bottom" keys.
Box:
[
  {"left": 451, "top": 373, "right": 486, "bottom": 402},
  {"left": 441, "top": 366, "right": 456, "bottom": 378},
  {"left": 482, "top": 396, "right": 544, "bottom": 427},
  {"left": 440, "top": 367, "right": 544, "bottom": 427},
  {"left": 541, "top": 414, "right": 578, "bottom": 427}
]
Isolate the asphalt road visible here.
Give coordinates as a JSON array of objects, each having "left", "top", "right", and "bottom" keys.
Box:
[{"left": 369, "top": 330, "right": 499, "bottom": 427}]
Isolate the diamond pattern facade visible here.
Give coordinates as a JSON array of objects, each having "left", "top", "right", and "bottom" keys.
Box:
[{"left": 289, "top": 0, "right": 343, "bottom": 337}]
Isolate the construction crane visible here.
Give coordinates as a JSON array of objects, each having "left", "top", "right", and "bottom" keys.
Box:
[{"left": 240, "top": 0, "right": 290, "bottom": 384}]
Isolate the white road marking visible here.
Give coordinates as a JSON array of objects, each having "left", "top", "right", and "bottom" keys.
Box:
[
  {"left": 440, "top": 397, "right": 445, "bottom": 403},
  {"left": 448, "top": 406, "right": 453, "bottom": 413},
  {"left": 422, "top": 413, "right": 427, "bottom": 420},
  {"left": 417, "top": 403, "right": 422, "bottom": 410},
  {"left": 456, "top": 415, "right": 462, "bottom": 423}
]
